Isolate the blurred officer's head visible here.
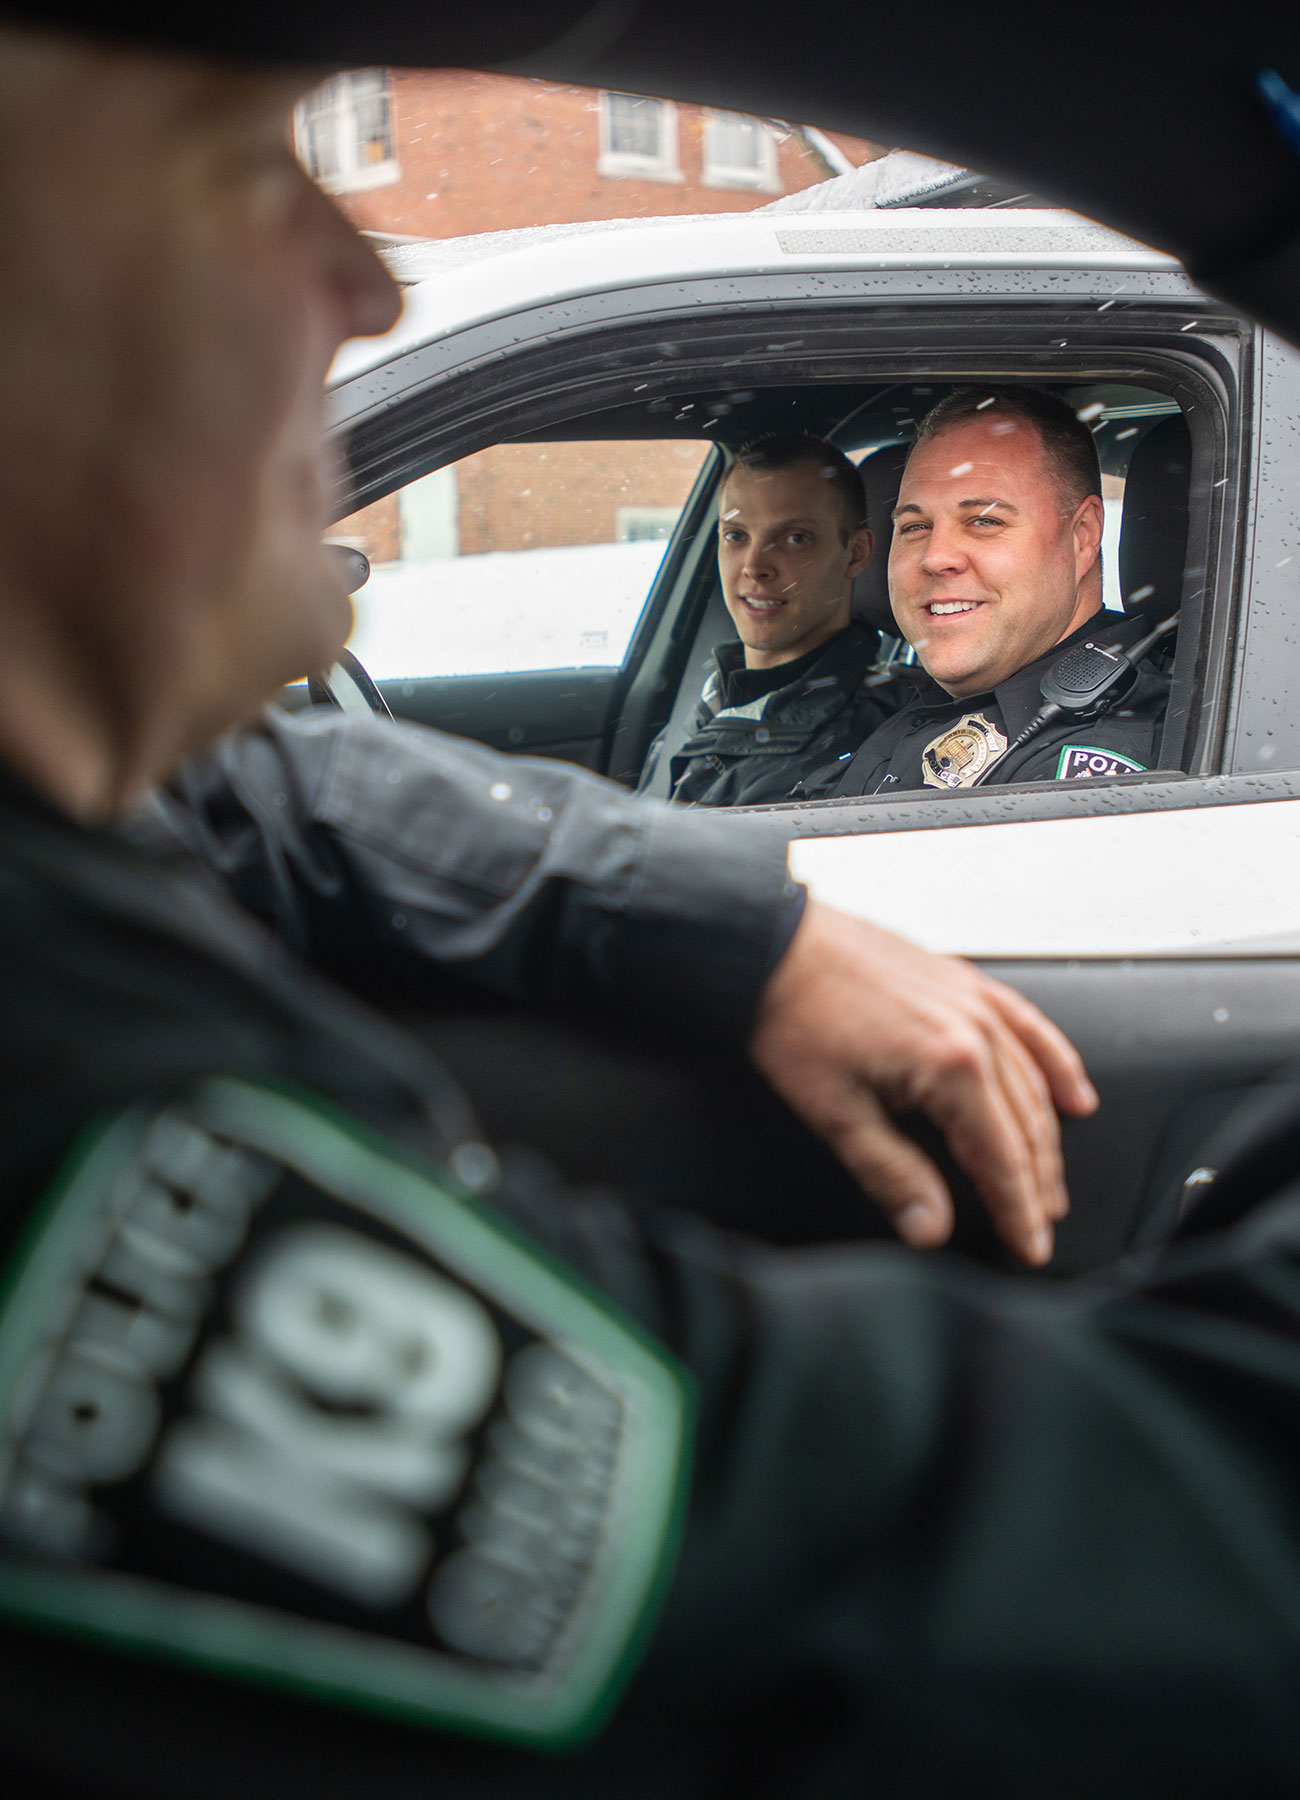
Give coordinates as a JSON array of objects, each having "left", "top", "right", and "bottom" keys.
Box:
[
  {"left": 0, "top": 24, "right": 400, "bottom": 815},
  {"left": 888, "top": 387, "right": 1105, "bottom": 697}
]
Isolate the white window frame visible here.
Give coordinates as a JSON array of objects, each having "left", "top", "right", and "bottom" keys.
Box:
[
  {"left": 702, "top": 111, "right": 781, "bottom": 193},
  {"left": 597, "top": 92, "right": 683, "bottom": 184},
  {"left": 295, "top": 70, "right": 400, "bottom": 196},
  {"left": 617, "top": 505, "right": 681, "bottom": 543}
]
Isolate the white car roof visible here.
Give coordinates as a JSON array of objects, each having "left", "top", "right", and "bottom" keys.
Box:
[{"left": 330, "top": 207, "right": 1180, "bottom": 386}]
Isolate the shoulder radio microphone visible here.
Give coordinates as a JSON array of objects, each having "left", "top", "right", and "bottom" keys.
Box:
[{"left": 969, "top": 613, "right": 1177, "bottom": 787}]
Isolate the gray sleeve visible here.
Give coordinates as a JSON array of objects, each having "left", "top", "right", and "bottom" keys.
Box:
[
  {"left": 494, "top": 1164, "right": 1300, "bottom": 1788},
  {"left": 143, "top": 707, "right": 804, "bottom": 1049}
]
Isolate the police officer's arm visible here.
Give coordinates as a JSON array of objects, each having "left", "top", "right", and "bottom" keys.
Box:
[
  {"left": 596, "top": 1193, "right": 1300, "bottom": 1788},
  {"left": 751, "top": 899, "right": 1094, "bottom": 1265},
  {"left": 147, "top": 706, "right": 1092, "bottom": 1262}
]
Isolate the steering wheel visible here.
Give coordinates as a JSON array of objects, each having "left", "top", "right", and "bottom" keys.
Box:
[{"left": 309, "top": 544, "right": 393, "bottom": 720}]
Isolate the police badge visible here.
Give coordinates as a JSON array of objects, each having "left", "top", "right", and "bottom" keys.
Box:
[{"left": 921, "top": 713, "right": 1009, "bottom": 789}]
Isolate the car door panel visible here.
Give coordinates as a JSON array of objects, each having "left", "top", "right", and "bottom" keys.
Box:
[
  {"left": 781, "top": 790, "right": 1300, "bottom": 1268},
  {"left": 783, "top": 787, "right": 1300, "bottom": 957},
  {"left": 388, "top": 951, "right": 1300, "bottom": 1281},
  {"left": 362, "top": 958, "right": 1272, "bottom": 1283},
  {"left": 372, "top": 669, "right": 619, "bottom": 764},
  {"left": 994, "top": 957, "right": 1300, "bottom": 1271}
]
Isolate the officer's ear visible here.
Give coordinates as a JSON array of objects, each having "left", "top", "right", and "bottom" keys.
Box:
[
  {"left": 1071, "top": 494, "right": 1105, "bottom": 584},
  {"left": 847, "top": 525, "right": 874, "bottom": 581}
]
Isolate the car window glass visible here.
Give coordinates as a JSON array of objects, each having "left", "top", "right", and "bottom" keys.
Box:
[{"left": 330, "top": 439, "right": 711, "bottom": 678}]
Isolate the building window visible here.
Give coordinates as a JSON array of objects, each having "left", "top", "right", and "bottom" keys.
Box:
[
  {"left": 295, "top": 70, "right": 399, "bottom": 194},
  {"left": 702, "top": 111, "right": 780, "bottom": 192},
  {"left": 598, "top": 92, "right": 683, "bottom": 183},
  {"left": 617, "top": 505, "right": 681, "bottom": 543}
]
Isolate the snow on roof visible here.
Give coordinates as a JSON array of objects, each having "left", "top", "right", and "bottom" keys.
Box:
[
  {"left": 375, "top": 215, "right": 727, "bottom": 286},
  {"left": 760, "top": 149, "right": 979, "bottom": 213}
]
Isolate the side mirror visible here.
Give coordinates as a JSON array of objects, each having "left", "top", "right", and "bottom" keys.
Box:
[{"left": 325, "top": 542, "right": 371, "bottom": 596}]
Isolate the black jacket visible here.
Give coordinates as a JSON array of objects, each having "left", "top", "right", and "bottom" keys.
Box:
[
  {"left": 639, "top": 621, "right": 906, "bottom": 807},
  {"left": 5, "top": 707, "right": 1300, "bottom": 1800},
  {"left": 809, "top": 610, "right": 1172, "bottom": 799}
]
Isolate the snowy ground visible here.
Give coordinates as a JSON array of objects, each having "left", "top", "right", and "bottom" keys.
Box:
[{"left": 347, "top": 539, "right": 668, "bottom": 679}]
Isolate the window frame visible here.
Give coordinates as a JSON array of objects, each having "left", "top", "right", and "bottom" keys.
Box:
[
  {"left": 597, "top": 93, "right": 684, "bottom": 184},
  {"left": 295, "top": 69, "right": 400, "bottom": 196},
  {"left": 331, "top": 275, "right": 1251, "bottom": 813},
  {"left": 701, "top": 111, "right": 781, "bottom": 193},
  {"left": 616, "top": 504, "right": 684, "bottom": 543}
]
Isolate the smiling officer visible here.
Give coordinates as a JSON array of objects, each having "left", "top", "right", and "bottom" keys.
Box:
[
  {"left": 813, "top": 387, "right": 1172, "bottom": 798},
  {"left": 638, "top": 434, "right": 905, "bottom": 806}
]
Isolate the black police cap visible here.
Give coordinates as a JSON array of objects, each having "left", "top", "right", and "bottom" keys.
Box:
[{"left": 0, "top": 2, "right": 594, "bottom": 66}]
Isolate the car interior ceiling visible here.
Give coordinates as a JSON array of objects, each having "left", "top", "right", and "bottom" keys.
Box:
[{"left": 314, "top": 374, "right": 1197, "bottom": 796}]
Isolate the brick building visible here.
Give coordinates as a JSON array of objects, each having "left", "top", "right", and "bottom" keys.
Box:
[
  {"left": 304, "top": 71, "right": 884, "bottom": 664},
  {"left": 297, "top": 68, "right": 883, "bottom": 242}
]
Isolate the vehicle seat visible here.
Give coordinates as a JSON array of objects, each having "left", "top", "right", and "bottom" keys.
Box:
[
  {"left": 634, "top": 579, "right": 733, "bottom": 798},
  {"left": 850, "top": 441, "right": 910, "bottom": 633},
  {"left": 1117, "top": 413, "right": 1191, "bottom": 616}
]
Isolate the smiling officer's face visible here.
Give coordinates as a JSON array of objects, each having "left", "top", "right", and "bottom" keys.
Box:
[
  {"left": 0, "top": 31, "right": 401, "bottom": 810},
  {"left": 888, "top": 415, "right": 1104, "bottom": 697},
  {"left": 717, "top": 462, "right": 872, "bottom": 671}
]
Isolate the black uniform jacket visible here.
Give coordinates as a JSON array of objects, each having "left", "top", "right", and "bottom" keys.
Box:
[
  {"left": 812, "top": 609, "right": 1172, "bottom": 799},
  {"left": 5, "top": 707, "right": 1300, "bottom": 1800},
  {"left": 639, "top": 621, "right": 905, "bottom": 807}
]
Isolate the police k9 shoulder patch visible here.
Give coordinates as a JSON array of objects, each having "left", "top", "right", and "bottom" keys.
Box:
[
  {"left": 0, "top": 1079, "right": 691, "bottom": 1747},
  {"left": 1055, "top": 744, "right": 1148, "bottom": 780}
]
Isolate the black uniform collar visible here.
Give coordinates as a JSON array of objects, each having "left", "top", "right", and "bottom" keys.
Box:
[
  {"left": 712, "top": 633, "right": 833, "bottom": 708},
  {"left": 698, "top": 619, "right": 882, "bottom": 716},
  {"left": 904, "top": 609, "right": 1149, "bottom": 738}
]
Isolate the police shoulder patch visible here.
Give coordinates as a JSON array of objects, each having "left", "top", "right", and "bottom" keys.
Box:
[
  {"left": 0, "top": 1079, "right": 691, "bottom": 1747},
  {"left": 1055, "top": 744, "right": 1148, "bottom": 780}
]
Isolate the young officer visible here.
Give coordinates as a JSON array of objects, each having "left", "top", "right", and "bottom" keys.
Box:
[{"left": 638, "top": 435, "right": 904, "bottom": 806}]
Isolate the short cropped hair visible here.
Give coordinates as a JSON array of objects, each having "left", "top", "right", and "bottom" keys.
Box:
[
  {"left": 911, "top": 386, "right": 1102, "bottom": 511},
  {"left": 729, "top": 433, "right": 867, "bottom": 543}
]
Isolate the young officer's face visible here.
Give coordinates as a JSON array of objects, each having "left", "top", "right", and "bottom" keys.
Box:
[
  {"left": 717, "top": 463, "right": 872, "bottom": 670},
  {"left": 888, "top": 415, "right": 1104, "bottom": 696},
  {"left": 0, "top": 37, "right": 401, "bottom": 785}
]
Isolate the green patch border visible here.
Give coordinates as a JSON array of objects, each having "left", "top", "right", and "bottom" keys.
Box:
[
  {"left": 1054, "top": 743, "right": 1148, "bottom": 780},
  {"left": 0, "top": 1077, "right": 694, "bottom": 1749}
]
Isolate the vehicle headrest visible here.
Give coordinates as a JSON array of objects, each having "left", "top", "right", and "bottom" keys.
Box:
[
  {"left": 851, "top": 441, "right": 910, "bottom": 632},
  {"left": 1117, "top": 413, "right": 1190, "bottom": 616}
]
